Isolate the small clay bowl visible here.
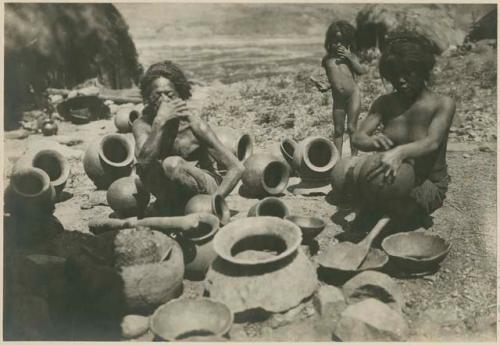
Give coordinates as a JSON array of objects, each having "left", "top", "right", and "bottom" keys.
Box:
[
  {"left": 381, "top": 231, "right": 451, "bottom": 274},
  {"left": 284, "top": 215, "right": 326, "bottom": 244},
  {"left": 317, "top": 247, "right": 389, "bottom": 286},
  {"left": 150, "top": 297, "right": 233, "bottom": 341}
]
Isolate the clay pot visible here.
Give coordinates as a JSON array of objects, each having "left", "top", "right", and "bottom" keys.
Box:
[
  {"left": 241, "top": 153, "right": 290, "bottom": 197},
  {"left": 247, "top": 197, "right": 289, "bottom": 218},
  {"left": 358, "top": 154, "right": 416, "bottom": 201},
  {"left": 41, "top": 119, "right": 58, "bottom": 136},
  {"left": 177, "top": 214, "right": 220, "bottom": 280},
  {"left": 106, "top": 175, "right": 151, "bottom": 218},
  {"left": 114, "top": 107, "right": 140, "bottom": 133},
  {"left": 206, "top": 217, "right": 318, "bottom": 316},
  {"left": 284, "top": 215, "right": 326, "bottom": 244},
  {"left": 5, "top": 167, "right": 56, "bottom": 216},
  {"left": 269, "top": 139, "right": 296, "bottom": 176},
  {"left": 68, "top": 228, "right": 184, "bottom": 316},
  {"left": 330, "top": 156, "right": 358, "bottom": 192},
  {"left": 184, "top": 194, "right": 230, "bottom": 226},
  {"left": 213, "top": 126, "right": 254, "bottom": 166},
  {"left": 150, "top": 297, "right": 233, "bottom": 341},
  {"left": 83, "top": 133, "right": 135, "bottom": 189},
  {"left": 292, "top": 136, "right": 339, "bottom": 180},
  {"left": 14, "top": 149, "right": 71, "bottom": 198}
]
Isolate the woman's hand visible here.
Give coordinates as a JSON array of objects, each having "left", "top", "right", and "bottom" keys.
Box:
[{"left": 369, "top": 133, "right": 394, "bottom": 151}]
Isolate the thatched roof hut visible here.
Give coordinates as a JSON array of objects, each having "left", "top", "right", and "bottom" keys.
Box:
[
  {"left": 355, "top": 4, "right": 466, "bottom": 55},
  {"left": 5, "top": 3, "right": 142, "bottom": 129}
]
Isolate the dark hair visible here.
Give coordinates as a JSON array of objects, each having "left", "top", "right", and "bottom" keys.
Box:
[
  {"left": 324, "top": 20, "right": 356, "bottom": 52},
  {"left": 379, "top": 29, "right": 436, "bottom": 82},
  {"left": 140, "top": 60, "right": 192, "bottom": 100}
]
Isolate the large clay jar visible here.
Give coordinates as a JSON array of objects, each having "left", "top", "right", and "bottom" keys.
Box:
[
  {"left": 206, "top": 217, "right": 318, "bottom": 318},
  {"left": 5, "top": 167, "right": 56, "bottom": 216},
  {"left": 107, "top": 175, "right": 151, "bottom": 218},
  {"left": 213, "top": 126, "right": 254, "bottom": 166},
  {"left": 241, "top": 153, "right": 290, "bottom": 197},
  {"left": 358, "top": 153, "right": 416, "bottom": 202},
  {"left": 114, "top": 107, "right": 140, "bottom": 133},
  {"left": 83, "top": 133, "right": 135, "bottom": 189},
  {"left": 177, "top": 214, "right": 220, "bottom": 280},
  {"left": 330, "top": 156, "right": 362, "bottom": 193},
  {"left": 67, "top": 228, "right": 185, "bottom": 316},
  {"left": 247, "top": 197, "right": 289, "bottom": 219},
  {"left": 184, "top": 194, "right": 231, "bottom": 226},
  {"left": 14, "top": 149, "right": 70, "bottom": 198},
  {"left": 292, "top": 136, "right": 339, "bottom": 180}
]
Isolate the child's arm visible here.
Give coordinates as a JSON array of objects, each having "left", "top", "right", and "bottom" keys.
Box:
[{"left": 337, "top": 46, "right": 368, "bottom": 75}]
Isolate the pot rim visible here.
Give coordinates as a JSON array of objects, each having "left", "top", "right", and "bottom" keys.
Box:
[
  {"left": 260, "top": 160, "right": 290, "bottom": 195},
  {"left": 317, "top": 247, "right": 389, "bottom": 273},
  {"left": 303, "top": 136, "right": 338, "bottom": 173},
  {"left": 381, "top": 231, "right": 452, "bottom": 263},
  {"left": 254, "top": 197, "right": 289, "bottom": 218},
  {"left": 213, "top": 216, "right": 302, "bottom": 266},
  {"left": 236, "top": 133, "right": 254, "bottom": 162},
  {"left": 280, "top": 138, "right": 297, "bottom": 161},
  {"left": 183, "top": 213, "right": 220, "bottom": 242},
  {"left": 32, "top": 149, "right": 71, "bottom": 187},
  {"left": 11, "top": 167, "right": 51, "bottom": 198},
  {"left": 98, "top": 133, "right": 135, "bottom": 168},
  {"left": 211, "top": 194, "right": 231, "bottom": 225},
  {"left": 284, "top": 215, "right": 326, "bottom": 229},
  {"left": 150, "top": 297, "right": 234, "bottom": 341}
]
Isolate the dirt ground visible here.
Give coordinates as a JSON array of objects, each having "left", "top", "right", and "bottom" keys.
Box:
[{"left": 3, "top": 19, "right": 498, "bottom": 341}]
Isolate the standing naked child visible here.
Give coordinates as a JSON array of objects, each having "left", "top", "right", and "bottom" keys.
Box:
[{"left": 311, "top": 21, "right": 367, "bottom": 157}]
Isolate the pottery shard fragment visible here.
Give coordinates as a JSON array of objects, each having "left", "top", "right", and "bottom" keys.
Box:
[
  {"left": 342, "top": 271, "right": 404, "bottom": 311},
  {"left": 313, "top": 285, "right": 347, "bottom": 321},
  {"left": 334, "top": 298, "right": 409, "bottom": 341}
]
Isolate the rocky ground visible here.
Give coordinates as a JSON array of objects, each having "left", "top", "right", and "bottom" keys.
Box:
[{"left": 3, "top": 35, "right": 497, "bottom": 341}]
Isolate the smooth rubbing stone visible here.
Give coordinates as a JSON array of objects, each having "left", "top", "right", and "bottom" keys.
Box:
[
  {"left": 342, "top": 271, "right": 404, "bottom": 311},
  {"left": 313, "top": 285, "right": 346, "bottom": 316},
  {"left": 333, "top": 298, "right": 409, "bottom": 341}
]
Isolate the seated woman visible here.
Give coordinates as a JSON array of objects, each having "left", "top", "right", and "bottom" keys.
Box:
[
  {"left": 351, "top": 30, "right": 455, "bottom": 230},
  {"left": 133, "top": 60, "right": 245, "bottom": 216}
]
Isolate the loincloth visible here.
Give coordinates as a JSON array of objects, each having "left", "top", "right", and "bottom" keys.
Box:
[{"left": 410, "top": 166, "right": 451, "bottom": 215}]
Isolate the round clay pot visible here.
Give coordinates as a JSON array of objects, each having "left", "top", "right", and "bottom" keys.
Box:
[
  {"left": 358, "top": 153, "right": 416, "bottom": 201},
  {"left": 214, "top": 216, "right": 302, "bottom": 267},
  {"left": 178, "top": 214, "right": 220, "bottom": 280},
  {"left": 292, "top": 136, "right": 339, "bottom": 180},
  {"left": 247, "top": 197, "right": 289, "bottom": 219},
  {"left": 68, "top": 228, "right": 184, "bottom": 316},
  {"left": 330, "top": 156, "right": 357, "bottom": 192},
  {"left": 184, "top": 194, "right": 230, "bottom": 226},
  {"left": 41, "top": 120, "right": 58, "bottom": 136},
  {"left": 114, "top": 107, "right": 140, "bottom": 133},
  {"left": 14, "top": 149, "right": 70, "bottom": 198},
  {"left": 242, "top": 153, "right": 290, "bottom": 197},
  {"left": 280, "top": 138, "right": 297, "bottom": 173},
  {"left": 107, "top": 175, "right": 151, "bottom": 218},
  {"left": 213, "top": 126, "right": 254, "bottom": 163},
  {"left": 150, "top": 297, "right": 233, "bottom": 341},
  {"left": 5, "top": 167, "right": 56, "bottom": 216},
  {"left": 284, "top": 215, "right": 326, "bottom": 244},
  {"left": 83, "top": 133, "right": 135, "bottom": 189}
]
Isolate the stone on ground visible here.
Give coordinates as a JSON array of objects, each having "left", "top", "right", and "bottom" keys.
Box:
[{"left": 334, "top": 298, "right": 409, "bottom": 341}]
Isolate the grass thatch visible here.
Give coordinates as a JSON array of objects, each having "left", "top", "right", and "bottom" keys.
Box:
[{"left": 4, "top": 3, "right": 142, "bottom": 130}]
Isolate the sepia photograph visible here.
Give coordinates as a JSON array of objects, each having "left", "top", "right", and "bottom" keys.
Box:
[{"left": 2, "top": 2, "right": 498, "bottom": 342}]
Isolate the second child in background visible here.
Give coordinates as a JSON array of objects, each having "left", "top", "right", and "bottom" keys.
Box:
[{"left": 311, "top": 21, "right": 367, "bottom": 157}]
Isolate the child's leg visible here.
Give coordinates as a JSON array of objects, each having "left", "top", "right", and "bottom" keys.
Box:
[
  {"left": 346, "top": 88, "right": 361, "bottom": 156},
  {"left": 332, "top": 97, "right": 347, "bottom": 157}
]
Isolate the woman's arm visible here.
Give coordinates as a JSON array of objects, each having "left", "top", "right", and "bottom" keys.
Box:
[
  {"left": 352, "top": 97, "right": 394, "bottom": 151},
  {"left": 184, "top": 113, "right": 245, "bottom": 197},
  {"left": 378, "top": 97, "right": 455, "bottom": 177}
]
